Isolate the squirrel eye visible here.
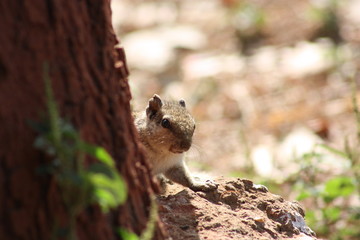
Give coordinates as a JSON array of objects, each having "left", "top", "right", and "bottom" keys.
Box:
[{"left": 161, "top": 118, "right": 171, "bottom": 128}]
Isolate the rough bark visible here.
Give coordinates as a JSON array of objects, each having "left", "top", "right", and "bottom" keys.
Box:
[{"left": 0, "top": 1, "right": 166, "bottom": 239}]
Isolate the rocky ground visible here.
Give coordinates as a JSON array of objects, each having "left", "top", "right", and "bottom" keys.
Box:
[{"left": 158, "top": 178, "right": 317, "bottom": 240}]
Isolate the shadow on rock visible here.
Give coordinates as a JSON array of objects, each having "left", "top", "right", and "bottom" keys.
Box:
[{"left": 157, "top": 189, "right": 201, "bottom": 240}]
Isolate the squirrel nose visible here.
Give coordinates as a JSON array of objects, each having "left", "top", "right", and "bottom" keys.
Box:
[{"left": 180, "top": 140, "right": 192, "bottom": 151}]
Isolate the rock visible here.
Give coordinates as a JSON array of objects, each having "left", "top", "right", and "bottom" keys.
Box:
[
  {"left": 158, "top": 177, "right": 317, "bottom": 240},
  {"left": 280, "top": 41, "right": 335, "bottom": 78},
  {"left": 122, "top": 25, "right": 206, "bottom": 72}
]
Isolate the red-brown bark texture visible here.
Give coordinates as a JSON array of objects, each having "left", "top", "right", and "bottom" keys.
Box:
[{"left": 0, "top": 1, "right": 166, "bottom": 239}]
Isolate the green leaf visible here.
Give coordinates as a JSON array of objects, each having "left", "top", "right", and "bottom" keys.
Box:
[
  {"left": 304, "top": 210, "right": 317, "bottom": 227},
  {"left": 80, "top": 143, "right": 115, "bottom": 167},
  {"left": 60, "top": 172, "right": 84, "bottom": 186},
  {"left": 93, "top": 188, "right": 117, "bottom": 212},
  {"left": 94, "top": 147, "right": 114, "bottom": 166},
  {"left": 88, "top": 163, "right": 115, "bottom": 179},
  {"left": 323, "top": 177, "right": 355, "bottom": 200},
  {"left": 323, "top": 207, "right": 341, "bottom": 222},
  {"left": 338, "top": 226, "right": 359, "bottom": 238},
  {"left": 296, "top": 190, "right": 312, "bottom": 201},
  {"left": 34, "top": 137, "right": 57, "bottom": 155},
  {"left": 80, "top": 143, "right": 127, "bottom": 212},
  {"left": 87, "top": 171, "right": 127, "bottom": 212},
  {"left": 36, "top": 165, "right": 55, "bottom": 175},
  {"left": 117, "top": 228, "right": 139, "bottom": 240},
  {"left": 27, "top": 119, "right": 50, "bottom": 134}
]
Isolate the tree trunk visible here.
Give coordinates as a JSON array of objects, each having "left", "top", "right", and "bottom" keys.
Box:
[{"left": 0, "top": 1, "right": 166, "bottom": 239}]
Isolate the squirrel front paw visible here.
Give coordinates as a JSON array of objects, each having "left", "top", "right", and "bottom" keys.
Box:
[{"left": 190, "top": 179, "right": 218, "bottom": 192}]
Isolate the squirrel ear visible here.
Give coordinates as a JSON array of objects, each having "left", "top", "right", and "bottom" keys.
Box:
[
  {"left": 149, "top": 94, "right": 163, "bottom": 110},
  {"left": 179, "top": 99, "right": 186, "bottom": 107},
  {"left": 146, "top": 94, "right": 163, "bottom": 118}
]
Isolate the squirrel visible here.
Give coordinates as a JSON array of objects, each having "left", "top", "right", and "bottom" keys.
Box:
[{"left": 134, "top": 94, "right": 218, "bottom": 192}]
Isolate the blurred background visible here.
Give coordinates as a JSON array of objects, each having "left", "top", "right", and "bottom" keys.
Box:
[{"left": 111, "top": 0, "right": 360, "bottom": 238}]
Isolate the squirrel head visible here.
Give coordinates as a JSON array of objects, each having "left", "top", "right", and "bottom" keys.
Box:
[{"left": 145, "top": 94, "right": 195, "bottom": 154}]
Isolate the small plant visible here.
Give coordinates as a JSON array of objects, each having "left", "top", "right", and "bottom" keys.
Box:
[
  {"left": 32, "top": 64, "right": 127, "bottom": 240},
  {"left": 228, "top": 1, "right": 266, "bottom": 53},
  {"left": 307, "top": 0, "right": 341, "bottom": 42},
  {"left": 231, "top": 2, "right": 265, "bottom": 36},
  {"left": 288, "top": 76, "right": 360, "bottom": 240},
  {"left": 118, "top": 195, "right": 158, "bottom": 240},
  {"left": 292, "top": 148, "right": 359, "bottom": 239}
]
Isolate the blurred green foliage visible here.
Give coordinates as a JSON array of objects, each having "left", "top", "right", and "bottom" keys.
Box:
[
  {"left": 231, "top": 76, "right": 360, "bottom": 240},
  {"left": 293, "top": 151, "right": 359, "bottom": 239},
  {"left": 307, "top": 0, "right": 341, "bottom": 42},
  {"left": 230, "top": 2, "right": 266, "bottom": 52},
  {"left": 32, "top": 64, "right": 127, "bottom": 240},
  {"left": 118, "top": 228, "right": 139, "bottom": 240},
  {"left": 117, "top": 195, "right": 158, "bottom": 240},
  {"left": 231, "top": 2, "right": 265, "bottom": 34},
  {"left": 289, "top": 88, "right": 360, "bottom": 240}
]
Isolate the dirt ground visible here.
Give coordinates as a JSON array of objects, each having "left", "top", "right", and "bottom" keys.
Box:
[
  {"left": 112, "top": 0, "right": 360, "bottom": 182},
  {"left": 158, "top": 177, "right": 317, "bottom": 240},
  {"left": 111, "top": 0, "right": 360, "bottom": 238}
]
